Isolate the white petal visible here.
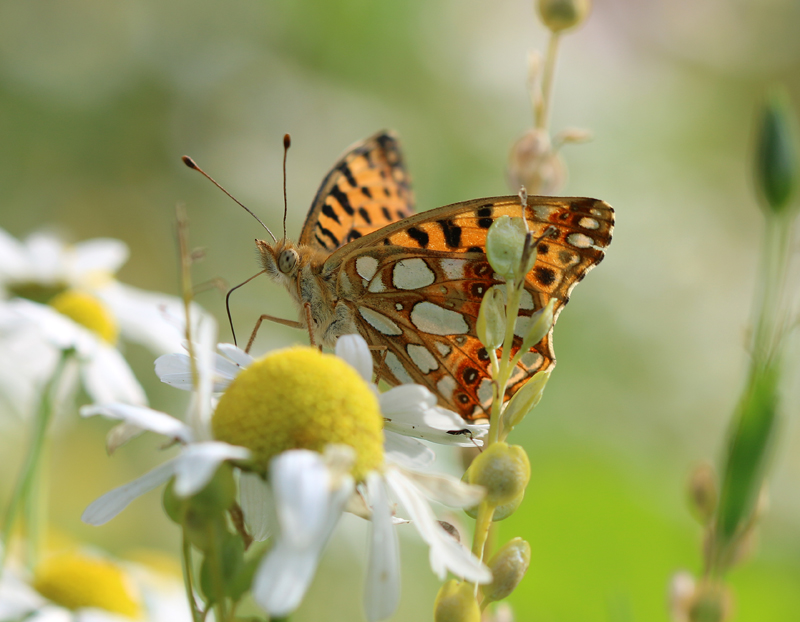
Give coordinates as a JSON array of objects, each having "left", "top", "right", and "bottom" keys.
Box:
[
  {"left": 97, "top": 282, "right": 196, "bottom": 355},
  {"left": 270, "top": 451, "right": 332, "bottom": 548},
  {"left": 253, "top": 464, "right": 353, "bottom": 617},
  {"left": 335, "top": 334, "right": 373, "bottom": 382},
  {"left": 27, "top": 605, "right": 73, "bottom": 622},
  {"left": 399, "top": 469, "right": 485, "bottom": 508},
  {"left": 155, "top": 351, "right": 238, "bottom": 392},
  {"left": 82, "top": 460, "right": 178, "bottom": 525},
  {"left": 0, "top": 568, "right": 46, "bottom": 618},
  {"left": 383, "top": 431, "right": 435, "bottom": 469},
  {"left": 25, "top": 233, "right": 64, "bottom": 283},
  {"left": 379, "top": 384, "right": 437, "bottom": 417},
  {"left": 239, "top": 471, "right": 272, "bottom": 542},
  {"left": 186, "top": 312, "right": 218, "bottom": 440},
  {"left": 364, "top": 473, "right": 400, "bottom": 622},
  {"left": 105, "top": 422, "right": 145, "bottom": 454},
  {"left": 173, "top": 442, "right": 250, "bottom": 497},
  {"left": 217, "top": 343, "right": 253, "bottom": 368},
  {"left": 71, "top": 238, "right": 129, "bottom": 278},
  {"left": 81, "top": 344, "right": 147, "bottom": 406},
  {"left": 80, "top": 403, "right": 191, "bottom": 441},
  {"left": 384, "top": 468, "right": 491, "bottom": 584}
]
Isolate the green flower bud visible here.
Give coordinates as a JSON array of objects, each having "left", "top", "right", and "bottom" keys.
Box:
[
  {"left": 434, "top": 580, "right": 481, "bottom": 622},
  {"left": 464, "top": 489, "right": 524, "bottom": 522},
  {"left": 468, "top": 443, "right": 530, "bottom": 507},
  {"left": 537, "top": 0, "right": 591, "bottom": 33},
  {"left": 755, "top": 88, "right": 798, "bottom": 214},
  {"left": 501, "top": 369, "right": 551, "bottom": 432},
  {"left": 519, "top": 299, "right": 555, "bottom": 353},
  {"left": 486, "top": 216, "right": 528, "bottom": 281},
  {"left": 484, "top": 538, "right": 531, "bottom": 602},
  {"left": 477, "top": 287, "right": 506, "bottom": 350},
  {"left": 688, "top": 581, "right": 732, "bottom": 622}
]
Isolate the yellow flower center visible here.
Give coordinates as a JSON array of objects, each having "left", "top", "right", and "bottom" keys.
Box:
[
  {"left": 33, "top": 551, "right": 142, "bottom": 617},
  {"left": 212, "top": 346, "right": 384, "bottom": 481},
  {"left": 49, "top": 289, "right": 118, "bottom": 344}
]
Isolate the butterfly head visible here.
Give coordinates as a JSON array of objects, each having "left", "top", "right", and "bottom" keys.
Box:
[{"left": 257, "top": 239, "right": 296, "bottom": 280}]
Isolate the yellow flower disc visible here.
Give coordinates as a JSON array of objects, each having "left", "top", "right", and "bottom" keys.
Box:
[
  {"left": 33, "top": 551, "right": 141, "bottom": 617},
  {"left": 49, "top": 289, "right": 118, "bottom": 344},
  {"left": 212, "top": 346, "right": 384, "bottom": 481}
]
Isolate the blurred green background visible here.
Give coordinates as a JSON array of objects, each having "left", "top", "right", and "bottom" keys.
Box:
[{"left": 2, "top": 0, "right": 800, "bottom": 620}]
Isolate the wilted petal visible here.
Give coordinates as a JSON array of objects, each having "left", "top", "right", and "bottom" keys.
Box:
[
  {"left": 80, "top": 403, "right": 191, "bottom": 442},
  {"left": 82, "top": 460, "right": 178, "bottom": 525},
  {"left": 400, "top": 469, "right": 485, "bottom": 508}
]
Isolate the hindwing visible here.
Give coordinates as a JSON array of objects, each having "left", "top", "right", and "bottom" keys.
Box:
[{"left": 326, "top": 196, "right": 614, "bottom": 421}]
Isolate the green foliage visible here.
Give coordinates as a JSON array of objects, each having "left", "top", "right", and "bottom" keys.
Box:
[{"left": 755, "top": 89, "right": 798, "bottom": 214}]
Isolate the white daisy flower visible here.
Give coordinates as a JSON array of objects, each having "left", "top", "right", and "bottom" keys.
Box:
[
  {"left": 84, "top": 330, "right": 491, "bottom": 622},
  {"left": 156, "top": 335, "right": 490, "bottom": 468},
  {"left": 0, "top": 228, "right": 195, "bottom": 416},
  {"left": 0, "top": 547, "right": 191, "bottom": 622},
  {"left": 80, "top": 313, "right": 251, "bottom": 526}
]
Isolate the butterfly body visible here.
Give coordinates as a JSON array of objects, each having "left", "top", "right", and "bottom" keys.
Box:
[{"left": 253, "top": 131, "right": 613, "bottom": 421}]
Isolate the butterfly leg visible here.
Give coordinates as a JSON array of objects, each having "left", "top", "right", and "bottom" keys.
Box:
[
  {"left": 245, "top": 314, "right": 304, "bottom": 354},
  {"left": 368, "top": 346, "right": 388, "bottom": 384},
  {"left": 303, "top": 302, "right": 319, "bottom": 350}
]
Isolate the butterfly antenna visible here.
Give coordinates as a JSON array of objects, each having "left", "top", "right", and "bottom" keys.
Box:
[
  {"left": 282, "top": 133, "right": 291, "bottom": 241},
  {"left": 182, "top": 155, "right": 277, "bottom": 243},
  {"left": 224, "top": 269, "right": 268, "bottom": 346}
]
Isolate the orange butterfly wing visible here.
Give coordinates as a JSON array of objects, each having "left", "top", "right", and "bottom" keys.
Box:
[
  {"left": 298, "top": 131, "right": 415, "bottom": 252},
  {"left": 325, "top": 196, "right": 614, "bottom": 421}
]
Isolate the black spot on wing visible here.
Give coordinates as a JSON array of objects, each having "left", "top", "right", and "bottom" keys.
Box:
[
  {"left": 322, "top": 204, "right": 341, "bottom": 224},
  {"left": 358, "top": 207, "right": 372, "bottom": 225},
  {"left": 347, "top": 230, "right": 363, "bottom": 242},
  {"left": 534, "top": 266, "right": 556, "bottom": 286},
  {"left": 407, "top": 227, "right": 429, "bottom": 248},
  {"left": 438, "top": 219, "right": 462, "bottom": 248},
  {"left": 466, "top": 246, "right": 483, "bottom": 253},
  {"left": 318, "top": 225, "right": 340, "bottom": 247},
  {"left": 361, "top": 187, "right": 373, "bottom": 199},
  {"left": 338, "top": 163, "right": 357, "bottom": 188},
  {"left": 381, "top": 207, "right": 392, "bottom": 220},
  {"left": 329, "top": 186, "right": 354, "bottom": 215},
  {"left": 537, "top": 243, "right": 549, "bottom": 255}
]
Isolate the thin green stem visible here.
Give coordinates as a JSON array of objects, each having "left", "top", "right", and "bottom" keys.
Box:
[
  {"left": 0, "top": 350, "right": 71, "bottom": 576},
  {"left": 205, "top": 522, "right": 229, "bottom": 622},
  {"left": 535, "top": 32, "right": 561, "bottom": 130},
  {"left": 181, "top": 530, "right": 204, "bottom": 622}
]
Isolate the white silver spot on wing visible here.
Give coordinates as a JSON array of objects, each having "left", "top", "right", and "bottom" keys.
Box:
[
  {"left": 519, "top": 290, "right": 534, "bottom": 310},
  {"left": 520, "top": 351, "right": 544, "bottom": 369},
  {"left": 509, "top": 365, "right": 526, "bottom": 385},
  {"left": 395, "top": 303, "right": 403, "bottom": 311},
  {"left": 514, "top": 315, "right": 531, "bottom": 338},
  {"left": 440, "top": 258, "right": 465, "bottom": 281},
  {"left": 437, "top": 376, "right": 456, "bottom": 400},
  {"left": 578, "top": 217, "right": 600, "bottom": 230},
  {"left": 435, "top": 342, "right": 452, "bottom": 358},
  {"left": 385, "top": 352, "right": 414, "bottom": 384},
  {"left": 358, "top": 306, "right": 402, "bottom": 336},
  {"left": 407, "top": 344, "right": 439, "bottom": 373},
  {"left": 532, "top": 204, "right": 551, "bottom": 220},
  {"left": 368, "top": 278, "right": 386, "bottom": 293},
  {"left": 356, "top": 256, "right": 379, "bottom": 281},
  {"left": 477, "top": 378, "right": 493, "bottom": 404},
  {"left": 392, "top": 258, "right": 435, "bottom": 290},
  {"left": 567, "top": 232, "right": 595, "bottom": 249},
  {"left": 410, "top": 301, "right": 469, "bottom": 336},
  {"left": 590, "top": 207, "right": 605, "bottom": 217}
]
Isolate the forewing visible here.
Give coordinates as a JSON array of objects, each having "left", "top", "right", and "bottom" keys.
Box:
[
  {"left": 299, "top": 131, "right": 415, "bottom": 253},
  {"left": 331, "top": 195, "right": 614, "bottom": 421}
]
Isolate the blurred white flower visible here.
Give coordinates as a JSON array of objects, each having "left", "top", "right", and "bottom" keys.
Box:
[{"left": 0, "top": 228, "right": 196, "bottom": 417}]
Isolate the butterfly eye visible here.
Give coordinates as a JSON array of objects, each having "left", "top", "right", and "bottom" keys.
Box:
[{"left": 278, "top": 249, "right": 299, "bottom": 274}]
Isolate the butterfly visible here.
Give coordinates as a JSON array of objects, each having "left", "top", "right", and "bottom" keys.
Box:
[{"left": 252, "top": 131, "right": 613, "bottom": 422}]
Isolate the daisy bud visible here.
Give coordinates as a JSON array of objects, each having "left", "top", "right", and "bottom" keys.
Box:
[
  {"left": 502, "top": 369, "right": 551, "bottom": 432},
  {"left": 688, "top": 581, "right": 732, "bottom": 622},
  {"left": 536, "top": 0, "right": 591, "bottom": 33},
  {"left": 468, "top": 442, "right": 530, "bottom": 507},
  {"left": 507, "top": 128, "right": 566, "bottom": 195},
  {"left": 519, "top": 299, "right": 555, "bottom": 353},
  {"left": 477, "top": 286, "right": 507, "bottom": 350},
  {"left": 484, "top": 537, "right": 531, "bottom": 603},
  {"left": 433, "top": 580, "right": 481, "bottom": 622},
  {"left": 755, "top": 88, "right": 798, "bottom": 215},
  {"left": 465, "top": 489, "right": 524, "bottom": 522},
  {"left": 486, "top": 216, "right": 528, "bottom": 281},
  {"left": 687, "top": 463, "right": 717, "bottom": 525},
  {"left": 668, "top": 571, "right": 696, "bottom": 622}
]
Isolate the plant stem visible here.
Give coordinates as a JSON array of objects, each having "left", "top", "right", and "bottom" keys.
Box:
[
  {"left": 181, "top": 529, "right": 204, "bottom": 622},
  {"left": 0, "top": 350, "right": 71, "bottom": 575},
  {"left": 535, "top": 32, "right": 561, "bottom": 130}
]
